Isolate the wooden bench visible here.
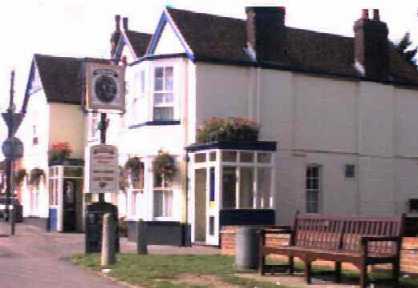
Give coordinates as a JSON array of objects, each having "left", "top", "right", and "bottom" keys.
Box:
[{"left": 259, "top": 213, "right": 405, "bottom": 288}]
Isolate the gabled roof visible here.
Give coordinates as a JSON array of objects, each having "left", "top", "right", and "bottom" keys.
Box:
[
  {"left": 124, "top": 31, "right": 152, "bottom": 58},
  {"left": 162, "top": 8, "right": 418, "bottom": 86},
  {"left": 22, "top": 54, "right": 108, "bottom": 112}
]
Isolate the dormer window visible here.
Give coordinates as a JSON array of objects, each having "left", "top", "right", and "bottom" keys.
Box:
[{"left": 153, "top": 66, "right": 174, "bottom": 121}]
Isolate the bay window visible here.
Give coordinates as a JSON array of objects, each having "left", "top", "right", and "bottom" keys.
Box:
[{"left": 153, "top": 66, "right": 174, "bottom": 121}]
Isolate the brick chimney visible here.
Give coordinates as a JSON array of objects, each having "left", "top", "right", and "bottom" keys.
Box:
[
  {"left": 245, "top": 6, "right": 286, "bottom": 62},
  {"left": 353, "top": 9, "right": 390, "bottom": 81},
  {"left": 122, "top": 17, "right": 128, "bottom": 31},
  {"left": 110, "top": 15, "right": 121, "bottom": 57}
]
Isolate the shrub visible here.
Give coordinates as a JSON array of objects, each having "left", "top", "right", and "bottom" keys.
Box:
[{"left": 197, "top": 117, "right": 259, "bottom": 143}]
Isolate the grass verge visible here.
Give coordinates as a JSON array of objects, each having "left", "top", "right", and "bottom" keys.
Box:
[{"left": 72, "top": 253, "right": 293, "bottom": 288}]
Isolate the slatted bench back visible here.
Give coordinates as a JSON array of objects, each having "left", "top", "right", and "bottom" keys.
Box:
[
  {"left": 294, "top": 215, "right": 344, "bottom": 250},
  {"left": 293, "top": 214, "right": 403, "bottom": 254},
  {"left": 341, "top": 216, "right": 402, "bottom": 254}
]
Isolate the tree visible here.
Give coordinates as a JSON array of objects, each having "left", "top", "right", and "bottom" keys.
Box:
[{"left": 396, "top": 32, "right": 418, "bottom": 68}]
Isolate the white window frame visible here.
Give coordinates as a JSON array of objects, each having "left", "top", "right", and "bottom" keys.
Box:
[
  {"left": 153, "top": 173, "right": 174, "bottom": 219},
  {"left": 152, "top": 66, "right": 174, "bottom": 121},
  {"left": 306, "top": 165, "right": 322, "bottom": 213},
  {"left": 88, "top": 112, "right": 99, "bottom": 142}
]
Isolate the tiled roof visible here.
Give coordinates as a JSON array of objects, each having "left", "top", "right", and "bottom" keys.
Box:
[
  {"left": 125, "top": 30, "right": 152, "bottom": 58},
  {"left": 166, "top": 8, "right": 418, "bottom": 86},
  {"left": 124, "top": 31, "right": 152, "bottom": 58},
  {"left": 33, "top": 54, "right": 108, "bottom": 104}
]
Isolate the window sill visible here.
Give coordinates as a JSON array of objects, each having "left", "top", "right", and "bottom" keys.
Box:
[
  {"left": 128, "top": 120, "right": 181, "bottom": 129},
  {"left": 153, "top": 216, "right": 175, "bottom": 221}
]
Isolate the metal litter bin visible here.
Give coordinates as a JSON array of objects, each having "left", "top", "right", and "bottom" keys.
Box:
[{"left": 235, "top": 227, "right": 260, "bottom": 270}]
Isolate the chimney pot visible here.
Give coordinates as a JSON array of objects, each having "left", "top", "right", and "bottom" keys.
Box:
[
  {"left": 373, "top": 9, "right": 380, "bottom": 21},
  {"left": 122, "top": 17, "right": 128, "bottom": 31},
  {"left": 353, "top": 9, "right": 389, "bottom": 81},
  {"left": 361, "top": 9, "right": 369, "bottom": 19},
  {"left": 115, "top": 15, "right": 121, "bottom": 31},
  {"left": 245, "top": 6, "right": 286, "bottom": 62}
]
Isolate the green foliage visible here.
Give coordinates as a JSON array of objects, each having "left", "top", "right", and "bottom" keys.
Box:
[
  {"left": 14, "top": 169, "right": 27, "bottom": 186},
  {"left": 396, "top": 32, "right": 418, "bottom": 68},
  {"left": 153, "top": 150, "right": 177, "bottom": 182},
  {"left": 124, "top": 157, "right": 144, "bottom": 188},
  {"left": 197, "top": 117, "right": 259, "bottom": 143},
  {"left": 29, "top": 168, "right": 45, "bottom": 187}
]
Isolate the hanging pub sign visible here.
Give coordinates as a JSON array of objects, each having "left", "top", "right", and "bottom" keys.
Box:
[
  {"left": 85, "top": 63, "right": 125, "bottom": 112},
  {"left": 88, "top": 145, "right": 119, "bottom": 194}
]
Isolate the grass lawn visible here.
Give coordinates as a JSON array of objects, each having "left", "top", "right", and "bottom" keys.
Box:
[
  {"left": 72, "top": 253, "right": 418, "bottom": 288},
  {"left": 72, "top": 253, "right": 293, "bottom": 288}
]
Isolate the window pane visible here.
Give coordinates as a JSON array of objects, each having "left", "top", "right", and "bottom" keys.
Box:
[
  {"left": 306, "top": 166, "right": 320, "bottom": 213},
  {"left": 140, "top": 71, "right": 145, "bottom": 94},
  {"left": 164, "top": 190, "right": 173, "bottom": 217},
  {"left": 240, "top": 152, "right": 254, "bottom": 163},
  {"left": 153, "top": 107, "right": 174, "bottom": 121},
  {"left": 257, "top": 153, "right": 271, "bottom": 163},
  {"left": 164, "top": 93, "right": 174, "bottom": 103},
  {"left": 155, "top": 67, "right": 163, "bottom": 78},
  {"left": 165, "top": 67, "right": 173, "bottom": 90},
  {"left": 154, "top": 93, "right": 164, "bottom": 104},
  {"left": 257, "top": 167, "right": 272, "bottom": 208},
  {"left": 210, "top": 167, "right": 215, "bottom": 202},
  {"left": 222, "top": 167, "right": 236, "bottom": 209},
  {"left": 153, "top": 190, "right": 172, "bottom": 217},
  {"left": 194, "top": 153, "right": 206, "bottom": 163},
  {"left": 222, "top": 151, "right": 237, "bottom": 162},
  {"left": 239, "top": 168, "right": 253, "bottom": 208},
  {"left": 154, "top": 78, "right": 163, "bottom": 91},
  {"left": 154, "top": 191, "right": 163, "bottom": 217}
]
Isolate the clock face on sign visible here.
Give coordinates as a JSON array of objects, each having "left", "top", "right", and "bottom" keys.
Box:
[{"left": 94, "top": 75, "right": 118, "bottom": 103}]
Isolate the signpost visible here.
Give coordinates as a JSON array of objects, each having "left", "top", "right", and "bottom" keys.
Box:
[
  {"left": 1, "top": 71, "right": 24, "bottom": 236},
  {"left": 88, "top": 145, "right": 118, "bottom": 194},
  {"left": 84, "top": 62, "right": 124, "bottom": 253}
]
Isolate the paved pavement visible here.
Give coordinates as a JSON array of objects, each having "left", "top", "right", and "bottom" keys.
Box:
[{"left": 0, "top": 222, "right": 218, "bottom": 288}]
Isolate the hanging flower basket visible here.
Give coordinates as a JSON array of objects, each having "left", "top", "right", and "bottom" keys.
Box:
[
  {"left": 124, "top": 157, "right": 144, "bottom": 188},
  {"left": 197, "top": 117, "right": 259, "bottom": 143},
  {"left": 49, "top": 142, "right": 73, "bottom": 164},
  {"left": 29, "top": 168, "right": 46, "bottom": 188},
  {"left": 153, "top": 150, "right": 177, "bottom": 183},
  {"left": 14, "top": 169, "right": 27, "bottom": 187}
]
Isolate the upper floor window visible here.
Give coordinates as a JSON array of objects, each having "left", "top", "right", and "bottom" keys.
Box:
[
  {"left": 153, "top": 66, "right": 174, "bottom": 121},
  {"left": 139, "top": 70, "right": 146, "bottom": 96}
]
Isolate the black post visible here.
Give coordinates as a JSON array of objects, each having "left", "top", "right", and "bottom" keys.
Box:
[
  {"left": 4, "top": 71, "right": 16, "bottom": 235},
  {"left": 98, "top": 112, "right": 107, "bottom": 203}
]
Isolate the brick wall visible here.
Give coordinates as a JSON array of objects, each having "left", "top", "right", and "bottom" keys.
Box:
[{"left": 221, "top": 226, "right": 418, "bottom": 274}]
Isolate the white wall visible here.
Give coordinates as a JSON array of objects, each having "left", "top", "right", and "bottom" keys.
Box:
[
  {"left": 194, "top": 62, "right": 418, "bottom": 224},
  {"left": 49, "top": 103, "right": 86, "bottom": 159}
]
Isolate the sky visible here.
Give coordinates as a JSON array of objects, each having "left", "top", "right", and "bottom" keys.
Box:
[{"left": 0, "top": 0, "right": 417, "bottom": 141}]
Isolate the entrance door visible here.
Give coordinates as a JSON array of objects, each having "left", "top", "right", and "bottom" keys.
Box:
[
  {"left": 63, "top": 179, "right": 77, "bottom": 231},
  {"left": 194, "top": 169, "right": 206, "bottom": 242}
]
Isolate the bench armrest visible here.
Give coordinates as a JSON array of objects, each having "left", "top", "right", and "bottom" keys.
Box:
[
  {"left": 361, "top": 236, "right": 400, "bottom": 243},
  {"left": 360, "top": 236, "right": 402, "bottom": 257},
  {"left": 260, "top": 226, "right": 292, "bottom": 236}
]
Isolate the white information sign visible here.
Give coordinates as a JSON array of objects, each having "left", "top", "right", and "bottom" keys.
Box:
[{"left": 89, "top": 145, "right": 119, "bottom": 193}]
